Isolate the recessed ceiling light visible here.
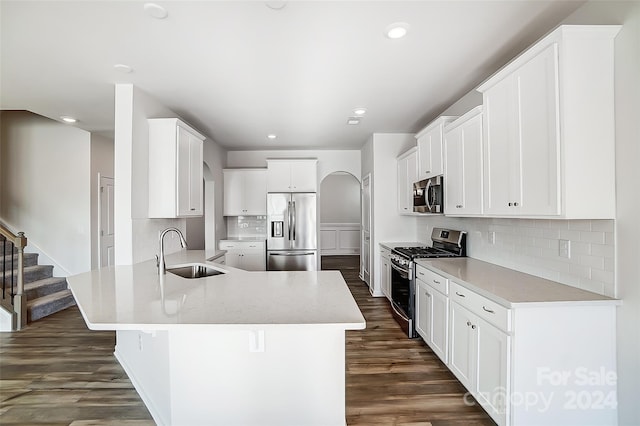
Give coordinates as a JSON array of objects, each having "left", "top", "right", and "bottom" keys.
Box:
[
  {"left": 60, "top": 116, "right": 77, "bottom": 123},
  {"left": 347, "top": 117, "right": 361, "bottom": 125},
  {"left": 353, "top": 108, "right": 367, "bottom": 116},
  {"left": 144, "top": 3, "right": 168, "bottom": 19},
  {"left": 113, "top": 64, "right": 133, "bottom": 73},
  {"left": 385, "top": 22, "right": 410, "bottom": 39},
  {"left": 267, "top": 134, "right": 277, "bottom": 140}
]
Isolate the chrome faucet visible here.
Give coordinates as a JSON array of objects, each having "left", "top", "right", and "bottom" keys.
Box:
[{"left": 157, "top": 227, "right": 188, "bottom": 275}]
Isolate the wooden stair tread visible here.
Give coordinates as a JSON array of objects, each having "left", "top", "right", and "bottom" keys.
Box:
[
  {"left": 27, "top": 289, "right": 74, "bottom": 308},
  {"left": 24, "top": 276, "right": 67, "bottom": 290}
]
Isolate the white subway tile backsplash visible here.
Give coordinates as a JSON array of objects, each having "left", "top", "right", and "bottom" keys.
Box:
[
  {"left": 580, "top": 231, "right": 606, "bottom": 245},
  {"left": 604, "top": 258, "right": 615, "bottom": 272},
  {"left": 591, "top": 220, "right": 615, "bottom": 232},
  {"left": 569, "top": 264, "right": 591, "bottom": 279},
  {"left": 559, "top": 229, "right": 582, "bottom": 241},
  {"left": 416, "top": 217, "right": 615, "bottom": 296},
  {"left": 591, "top": 244, "right": 614, "bottom": 258},
  {"left": 571, "top": 241, "right": 591, "bottom": 256},
  {"left": 580, "top": 255, "right": 605, "bottom": 270},
  {"left": 568, "top": 220, "right": 592, "bottom": 231}
]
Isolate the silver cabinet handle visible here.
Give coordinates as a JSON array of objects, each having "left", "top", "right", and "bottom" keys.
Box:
[
  {"left": 471, "top": 324, "right": 476, "bottom": 330},
  {"left": 456, "top": 291, "right": 465, "bottom": 297},
  {"left": 418, "top": 271, "right": 425, "bottom": 276},
  {"left": 466, "top": 321, "right": 472, "bottom": 326},
  {"left": 482, "top": 306, "right": 495, "bottom": 314},
  {"left": 433, "top": 279, "right": 440, "bottom": 284}
]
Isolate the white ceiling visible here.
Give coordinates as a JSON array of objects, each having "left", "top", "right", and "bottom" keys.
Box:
[{"left": 0, "top": 0, "right": 584, "bottom": 150}]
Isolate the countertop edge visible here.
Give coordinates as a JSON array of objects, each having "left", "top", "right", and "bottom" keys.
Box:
[{"left": 415, "top": 258, "right": 620, "bottom": 308}]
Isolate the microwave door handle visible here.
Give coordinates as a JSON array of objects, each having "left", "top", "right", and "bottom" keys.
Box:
[{"left": 425, "top": 179, "right": 433, "bottom": 211}]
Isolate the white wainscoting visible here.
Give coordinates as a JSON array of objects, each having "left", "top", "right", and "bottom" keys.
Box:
[{"left": 320, "top": 223, "right": 360, "bottom": 256}]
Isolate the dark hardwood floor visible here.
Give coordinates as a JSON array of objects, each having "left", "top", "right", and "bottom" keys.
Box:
[
  {"left": 322, "top": 256, "right": 495, "bottom": 426},
  {"left": 0, "top": 256, "right": 494, "bottom": 425}
]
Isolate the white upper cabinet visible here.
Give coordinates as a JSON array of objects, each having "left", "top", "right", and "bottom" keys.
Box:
[
  {"left": 416, "top": 116, "right": 457, "bottom": 179},
  {"left": 444, "top": 106, "right": 483, "bottom": 216},
  {"left": 149, "top": 118, "right": 205, "bottom": 218},
  {"left": 266, "top": 159, "right": 317, "bottom": 192},
  {"left": 223, "top": 169, "right": 267, "bottom": 216},
  {"left": 478, "top": 25, "right": 620, "bottom": 219},
  {"left": 397, "top": 148, "right": 418, "bottom": 215}
]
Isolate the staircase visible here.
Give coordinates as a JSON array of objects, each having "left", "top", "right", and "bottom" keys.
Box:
[{"left": 1, "top": 248, "right": 76, "bottom": 323}]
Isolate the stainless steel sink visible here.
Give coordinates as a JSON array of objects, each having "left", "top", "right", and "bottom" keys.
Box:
[{"left": 166, "top": 263, "right": 225, "bottom": 279}]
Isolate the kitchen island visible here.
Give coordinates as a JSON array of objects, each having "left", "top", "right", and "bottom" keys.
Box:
[{"left": 67, "top": 250, "right": 365, "bottom": 426}]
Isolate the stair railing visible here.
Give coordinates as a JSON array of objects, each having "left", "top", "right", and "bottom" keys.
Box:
[{"left": 0, "top": 224, "right": 27, "bottom": 330}]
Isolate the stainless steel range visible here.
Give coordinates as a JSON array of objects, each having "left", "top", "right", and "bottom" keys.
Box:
[{"left": 389, "top": 228, "right": 466, "bottom": 338}]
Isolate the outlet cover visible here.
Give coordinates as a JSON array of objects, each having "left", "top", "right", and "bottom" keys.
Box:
[
  {"left": 488, "top": 231, "right": 496, "bottom": 245},
  {"left": 559, "top": 239, "right": 571, "bottom": 258}
]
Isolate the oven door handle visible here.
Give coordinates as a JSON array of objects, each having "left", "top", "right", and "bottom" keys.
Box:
[
  {"left": 390, "top": 262, "right": 412, "bottom": 280},
  {"left": 390, "top": 301, "right": 410, "bottom": 322}
]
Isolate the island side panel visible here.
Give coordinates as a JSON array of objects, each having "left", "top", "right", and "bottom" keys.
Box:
[
  {"left": 114, "top": 330, "right": 172, "bottom": 426},
  {"left": 511, "top": 305, "right": 618, "bottom": 426},
  {"left": 168, "top": 327, "right": 347, "bottom": 426}
]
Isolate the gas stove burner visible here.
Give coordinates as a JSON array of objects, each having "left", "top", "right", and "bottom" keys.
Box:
[{"left": 393, "top": 246, "right": 455, "bottom": 259}]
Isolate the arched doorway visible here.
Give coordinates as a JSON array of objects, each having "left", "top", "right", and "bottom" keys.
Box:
[{"left": 319, "top": 172, "right": 361, "bottom": 264}]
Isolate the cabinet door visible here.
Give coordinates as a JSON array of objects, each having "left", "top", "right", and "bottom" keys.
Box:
[
  {"left": 483, "top": 77, "right": 515, "bottom": 216},
  {"left": 476, "top": 317, "right": 510, "bottom": 425},
  {"left": 517, "top": 43, "right": 560, "bottom": 216},
  {"left": 407, "top": 150, "right": 418, "bottom": 195},
  {"left": 430, "top": 289, "right": 449, "bottom": 364},
  {"left": 444, "top": 125, "right": 464, "bottom": 213},
  {"left": 289, "top": 161, "right": 317, "bottom": 192},
  {"left": 397, "top": 151, "right": 417, "bottom": 215},
  {"left": 224, "top": 252, "right": 243, "bottom": 269},
  {"left": 397, "top": 155, "right": 410, "bottom": 214},
  {"left": 415, "top": 280, "right": 431, "bottom": 341},
  {"left": 176, "top": 127, "right": 203, "bottom": 216},
  {"left": 267, "top": 162, "right": 292, "bottom": 192},
  {"left": 241, "top": 252, "right": 266, "bottom": 271},
  {"left": 381, "top": 256, "right": 391, "bottom": 299},
  {"left": 418, "top": 128, "right": 444, "bottom": 179},
  {"left": 449, "top": 302, "right": 476, "bottom": 390},
  {"left": 223, "top": 170, "right": 245, "bottom": 215},
  {"left": 243, "top": 170, "right": 267, "bottom": 215},
  {"left": 459, "top": 112, "right": 483, "bottom": 215}
]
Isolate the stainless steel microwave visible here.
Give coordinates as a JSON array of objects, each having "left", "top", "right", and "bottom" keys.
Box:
[{"left": 413, "top": 176, "right": 444, "bottom": 213}]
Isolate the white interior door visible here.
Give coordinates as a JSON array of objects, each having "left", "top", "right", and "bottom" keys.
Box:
[
  {"left": 360, "top": 174, "right": 371, "bottom": 285},
  {"left": 99, "top": 175, "right": 115, "bottom": 267}
]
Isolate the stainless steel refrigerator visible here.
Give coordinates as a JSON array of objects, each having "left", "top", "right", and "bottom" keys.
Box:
[{"left": 267, "top": 193, "right": 317, "bottom": 271}]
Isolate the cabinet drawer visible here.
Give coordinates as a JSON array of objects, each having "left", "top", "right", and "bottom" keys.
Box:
[
  {"left": 219, "top": 241, "right": 266, "bottom": 250},
  {"left": 450, "top": 281, "right": 511, "bottom": 332},
  {"left": 415, "top": 265, "right": 448, "bottom": 295}
]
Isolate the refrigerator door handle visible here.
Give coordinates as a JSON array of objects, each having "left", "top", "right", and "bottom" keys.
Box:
[
  {"left": 292, "top": 201, "right": 296, "bottom": 241},
  {"left": 269, "top": 252, "right": 315, "bottom": 256},
  {"left": 287, "top": 201, "right": 292, "bottom": 241}
]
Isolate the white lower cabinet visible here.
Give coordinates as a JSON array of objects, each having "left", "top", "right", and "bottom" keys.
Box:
[
  {"left": 380, "top": 246, "right": 391, "bottom": 300},
  {"left": 415, "top": 265, "right": 449, "bottom": 364},
  {"left": 219, "top": 241, "right": 266, "bottom": 271},
  {"left": 416, "top": 259, "right": 618, "bottom": 426},
  {"left": 450, "top": 301, "right": 509, "bottom": 425}
]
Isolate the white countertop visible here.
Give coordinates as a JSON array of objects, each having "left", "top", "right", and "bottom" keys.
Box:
[
  {"left": 416, "top": 257, "right": 620, "bottom": 308},
  {"left": 67, "top": 250, "right": 365, "bottom": 331}
]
